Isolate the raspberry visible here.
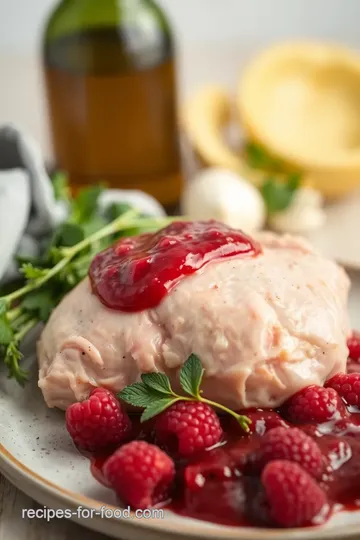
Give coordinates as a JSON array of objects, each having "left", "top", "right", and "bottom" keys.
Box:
[
  {"left": 65, "top": 388, "right": 131, "bottom": 451},
  {"left": 262, "top": 460, "right": 328, "bottom": 527},
  {"left": 282, "top": 385, "right": 345, "bottom": 424},
  {"left": 250, "top": 427, "right": 324, "bottom": 478},
  {"left": 326, "top": 373, "right": 360, "bottom": 407},
  {"left": 155, "top": 401, "right": 223, "bottom": 457},
  {"left": 348, "top": 331, "right": 360, "bottom": 361},
  {"left": 103, "top": 441, "right": 175, "bottom": 509}
]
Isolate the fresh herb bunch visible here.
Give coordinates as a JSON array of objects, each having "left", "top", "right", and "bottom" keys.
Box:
[
  {"left": 119, "top": 353, "right": 251, "bottom": 432},
  {"left": 0, "top": 176, "right": 173, "bottom": 384},
  {"left": 244, "top": 142, "right": 302, "bottom": 214}
]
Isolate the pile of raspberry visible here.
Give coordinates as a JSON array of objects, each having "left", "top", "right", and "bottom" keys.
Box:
[{"left": 64, "top": 333, "right": 360, "bottom": 529}]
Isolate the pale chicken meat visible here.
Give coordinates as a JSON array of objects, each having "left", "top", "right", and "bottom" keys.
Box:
[{"left": 38, "top": 232, "right": 350, "bottom": 410}]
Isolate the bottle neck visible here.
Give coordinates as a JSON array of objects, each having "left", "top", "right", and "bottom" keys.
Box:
[
  {"left": 59, "top": 0, "right": 147, "bottom": 8},
  {"left": 44, "top": 0, "right": 173, "bottom": 72},
  {"left": 52, "top": 0, "right": 159, "bottom": 30}
]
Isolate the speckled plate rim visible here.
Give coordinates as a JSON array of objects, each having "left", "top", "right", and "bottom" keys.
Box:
[{"left": 0, "top": 442, "right": 360, "bottom": 540}]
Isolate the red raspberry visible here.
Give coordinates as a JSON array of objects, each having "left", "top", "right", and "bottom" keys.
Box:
[
  {"left": 250, "top": 427, "right": 324, "bottom": 478},
  {"left": 155, "top": 401, "right": 223, "bottom": 457},
  {"left": 103, "top": 441, "right": 175, "bottom": 509},
  {"left": 282, "top": 385, "right": 345, "bottom": 424},
  {"left": 262, "top": 460, "right": 328, "bottom": 527},
  {"left": 326, "top": 373, "right": 360, "bottom": 407},
  {"left": 348, "top": 331, "right": 360, "bottom": 361},
  {"left": 65, "top": 388, "right": 131, "bottom": 451}
]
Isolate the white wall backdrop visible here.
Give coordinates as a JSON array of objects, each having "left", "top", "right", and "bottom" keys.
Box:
[
  {"left": 1, "top": 0, "right": 360, "bottom": 52},
  {"left": 1, "top": 0, "right": 360, "bottom": 157}
]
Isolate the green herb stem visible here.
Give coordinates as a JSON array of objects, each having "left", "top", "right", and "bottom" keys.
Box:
[
  {"left": 120, "top": 354, "right": 252, "bottom": 433},
  {"left": 71, "top": 255, "right": 93, "bottom": 277},
  {"left": 1, "top": 209, "right": 139, "bottom": 306},
  {"left": 7, "top": 306, "right": 22, "bottom": 322},
  {"left": 167, "top": 392, "right": 251, "bottom": 432},
  {"left": 200, "top": 397, "right": 251, "bottom": 432},
  {"left": 1, "top": 211, "right": 179, "bottom": 309},
  {"left": 60, "top": 208, "right": 139, "bottom": 257},
  {"left": 11, "top": 312, "right": 33, "bottom": 332},
  {"left": 1, "top": 282, "right": 36, "bottom": 307},
  {"left": 1, "top": 180, "right": 185, "bottom": 384},
  {"left": 14, "top": 317, "right": 38, "bottom": 343}
]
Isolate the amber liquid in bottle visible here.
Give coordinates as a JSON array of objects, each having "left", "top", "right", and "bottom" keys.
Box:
[{"left": 43, "top": 26, "right": 182, "bottom": 208}]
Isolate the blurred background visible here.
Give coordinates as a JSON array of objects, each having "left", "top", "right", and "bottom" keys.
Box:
[
  {"left": 1, "top": 0, "right": 360, "bottom": 161},
  {"left": 2, "top": 0, "right": 360, "bottom": 267}
]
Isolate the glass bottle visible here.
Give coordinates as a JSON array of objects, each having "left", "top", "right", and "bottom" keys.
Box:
[{"left": 42, "top": 0, "right": 182, "bottom": 209}]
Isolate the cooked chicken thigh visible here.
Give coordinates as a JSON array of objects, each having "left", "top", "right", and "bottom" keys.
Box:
[{"left": 38, "top": 232, "right": 350, "bottom": 410}]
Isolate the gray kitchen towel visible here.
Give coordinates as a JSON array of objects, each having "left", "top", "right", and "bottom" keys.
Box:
[{"left": 0, "top": 124, "right": 165, "bottom": 284}]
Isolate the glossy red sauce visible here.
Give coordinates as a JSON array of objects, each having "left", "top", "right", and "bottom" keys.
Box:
[
  {"left": 90, "top": 404, "right": 360, "bottom": 528},
  {"left": 89, "top": 220, "right": 261, "bottom": 312}
]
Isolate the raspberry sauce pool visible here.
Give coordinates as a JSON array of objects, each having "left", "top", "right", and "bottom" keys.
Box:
[
  {"left": 89, "top": 220, "right": 261, "bottom": 312},
  {"left": 85, "top": 340, "right": 360, "bottom": 528},
  {"left": 89, "top": 403, "right": 360, "bottom": 528}
]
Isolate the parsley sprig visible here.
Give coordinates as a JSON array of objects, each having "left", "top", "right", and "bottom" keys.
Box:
[
  {"left": 244, "top": 142, "right": 302, "bottom": 214},
  {"left": 0, "top": 177, "right": 176, "bottom": 384},
  {"left": 261, "top": 173, "right": 301, "bottom": 214},
  {"left": 119, "top": 354, "right": 251, "bottom": 432}
]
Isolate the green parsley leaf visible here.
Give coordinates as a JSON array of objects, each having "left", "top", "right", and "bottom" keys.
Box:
[
  {"left": 81, "top": 216, "right": 108, "bottom": 238},
  {"left": 141, "top": 372, "right": 175, "bottom": 396},
  {"left": 21, "top": 290, "right": 57, "bottom": 322},
  {"left": 261, "top": 175, "right": 300, "bottom": 215},
  {"left": 0, "top": 299, "right": 8, "bottom": 316},
  {"left": 287, "top": 172, "right": 301, "bottom": 191},
  {"left": 119, "top": 353, "right": 251, "bottom": 430},
  {"left": 179, "top": 354, "right": 204, "bottom": 399},
  {"left": 4, "top": 342, "right": 27, "bottom": 385},
  {"left": 119, "top": 382, "right": 164, "bottom": 408},
  {"left": 140, "top": 397, "right": 179, "bottom": 422},
  {"left": 245, "top": 142, "right": 302, "bottom": 214},
  {"left": 20, "top": 263, "right": 48, "bottom": 281},
  {"left": 71, "top": 185, "right": 104, "bottom": 225},
  {"left": 245, "top": 142, "right": 283, "bottom": 171},
  {"left": 0, "top": 316, "right": 14, "bottom": 345},
  {"left": 56, "top": 223, "right": 85, "bottom": 247},
  {"left": 0, "top": 206, "right": 175, "bottom": 385},
  {"left": 104, "top": 202, "right": 133, "bottom": 222},
  {"left": 47, "top": 246, "right": 65, "bottom": 264},
  {"left": 52, "top": 171, "right": 71, "bottom": 202},
  {"left": 16, "top": 254, "right": 44, "bottom": 268}
]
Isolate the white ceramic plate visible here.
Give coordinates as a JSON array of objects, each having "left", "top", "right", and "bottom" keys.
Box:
[{"left": 1, "top": 278, "right": 360, "bottom": 540}]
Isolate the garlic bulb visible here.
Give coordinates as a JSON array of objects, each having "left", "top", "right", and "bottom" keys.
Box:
[
  {"left": 269, "top": 186, "right": 326, "bottom": 234},
  {"left": 181, "top": 168, "right": 266, "bottom": 233}
]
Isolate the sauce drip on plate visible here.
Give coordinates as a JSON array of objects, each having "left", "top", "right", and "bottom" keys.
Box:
[
  {"left": 89, "top": 408, "right": 360, "bottom": 528},
  {"left": 89, "top": 220, "right": 261, "bottom": 312}
]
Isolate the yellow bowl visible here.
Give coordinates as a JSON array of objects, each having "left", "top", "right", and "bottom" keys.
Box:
[{"left": 237, "top": 42, "right": 360, "bottom": 198}]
